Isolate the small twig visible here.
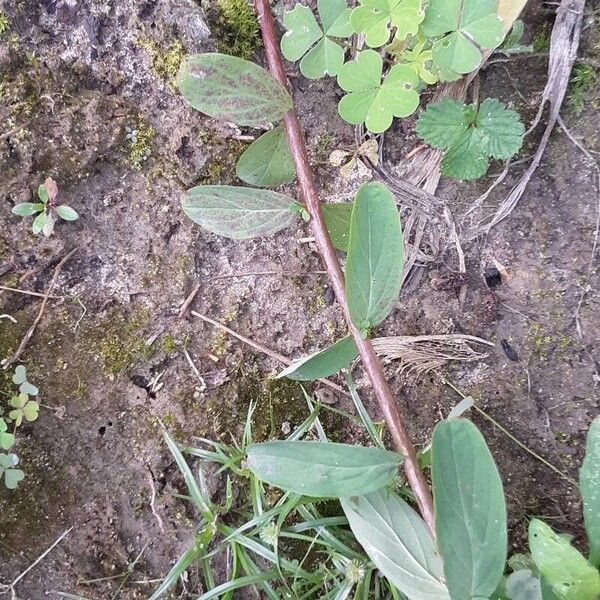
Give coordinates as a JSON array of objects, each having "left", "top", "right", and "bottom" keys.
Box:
[
  {"left": 0, "top": 527, "right": 73, "bottom": 597},
  {"left": 0, "top": 285, "right": 63, "bottom": 299},
  {"left": 207, "top": 270, "right": 327, "bottom": 280},
  {"left": 183, "top": 348, "right": 207, "bottom": 392},
  {"left": 147, "top": 467, "right": 166, "bottom": 534},
  {"left": 178, "top": 284, "right": 201, "bottom": 318},
  {"left": 191, "top": 310, "right": 349, "bottom": 397},
  {"left": 2, "top": 248, "right": 78, "bottom": 370}
]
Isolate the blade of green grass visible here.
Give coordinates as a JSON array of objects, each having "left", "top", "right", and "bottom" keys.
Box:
[
  {"left": 149, "top": 545, "right": 202, "bottom": 600},
  {"left": 197, "top": 570, "right": 279, "bottom": 600},
  {"left": 163, "top": 428, "right": 213, "bottom": 517}
]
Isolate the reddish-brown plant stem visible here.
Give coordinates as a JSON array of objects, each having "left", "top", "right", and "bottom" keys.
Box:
[{"left": 253, "top": 0, "right": 435, "bottom": 536}]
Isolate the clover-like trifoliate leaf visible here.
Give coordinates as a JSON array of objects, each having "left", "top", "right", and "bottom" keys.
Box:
[
  {"left": 351, "top": 0, "right": 425, "bottom": 48},
  {"left": 422, "top": 0, "right": 504, "bottom": 74},
  {"left": 0, "top": 453, "right": 25, "bottom": 490},
  {"left": 416, "top": 97, "right": 523, "bottom": 180},
  {"left": 281, "top": 0, "right": 352, "bottom": 79},
  {"left": 12, "top": 365, "right": 27, "bottom": 385},
  {"left": 394, "top": 41, "right": 438, "bottom": 85},
  {"left": 0, "top": 420, "right": 15, "bottom": 451},
  {"left": 337, "top": 50, "right": 419, "bottom": 133},
  {"left": 9, "top": 393, "right": 39, "bottom": 427}
]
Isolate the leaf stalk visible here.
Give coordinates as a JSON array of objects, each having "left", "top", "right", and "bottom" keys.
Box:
[{"left": 253, "top": 0, "right": 435, "bottom": 537}]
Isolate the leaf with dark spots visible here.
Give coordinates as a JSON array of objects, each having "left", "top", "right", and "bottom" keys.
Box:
[
  {"left": 177, "top": 53, "right": 293, "bottom": 127},
  {"left": 182, "top": 185, "right": 298, "bottom": 239}
]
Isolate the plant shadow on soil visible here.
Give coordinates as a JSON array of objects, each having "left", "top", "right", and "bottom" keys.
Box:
[{"left": 0, "top": 0, "right": 599, "bottom": 597}]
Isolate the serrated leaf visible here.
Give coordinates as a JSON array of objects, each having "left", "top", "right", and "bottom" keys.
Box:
[
  {"left": 350, "top": 0, "right": 425, "bottom": 48},
  {"left": 505, "top": 570, "right": 543, "bottom": 600},
  {"left": 580, "top": 415, "right": 600, "bottom": 567},
  {"left": 337, "top": 50, "right": 419, "bottom": 133},
  {"left": 322, "top": 202, "right": 353, "bottom": 251},
  {"left": 423, "top": 0, "right": 504, "bottom": 74},
  {"left": 247, "top": 441, "right": 401, "bottom": 497},
  {"left": 182, "top": 185, "right": 298, "bottom": 239},
  {"left": 276, "top": 335, "right": 358, "bottom": 381},
  {"left": 476, "top": 98, "right": 525, "bottom": 159},
  {"left": 417, "top": 98, "right": 523, "bottom": 180},
  {"left": 529, "top": 519, "right": 600, "bottom": 600},
  {"left": 345, "top": 181, "right": 404, "bottom": 333},
  {"left": 12, "top": 203, "right": 44, "bottom": 217},
  {"left": 415, "top": 98, "right": 470, "bottom": 149},
  {"left": 55, "top": 205, "right": 79, "bottom": 221},
  {"left": 432, "top": 419, "right": 507, "bottom": 600},
  {"left": 442, "top": 128, "right": 490, "bottom": 180},
  {"left": 177, "top": 53, "right": 293, "bottom": 127},
  {"left": 341, "top": 491, "right": 450, "bottom": 600},
  {"left": 281, "top": 0, "right": 351, "bottom": 79},
  {"left": 235, "top": 127, "right": 295, "bottom": 188},
  {"left": 32, "top": 211, "right": 47, "bottom": 235}
]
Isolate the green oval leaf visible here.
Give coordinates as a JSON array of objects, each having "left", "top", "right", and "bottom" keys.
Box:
[
  {"left": 235, "top": 127, "right": 296, "bottom": 188},
  {"left": 177, "top": 53, "right": 293, "bottom": 127},
  {"left": 12, "top": 203, "right": 44, "bottom": 217},
  {"left": 276, "top": 335, "right": 358, "bottom": 381},
  {"left": 55, "top": 205, "right": 79, "bottom": 221},
  {"left": 581, "top": 416, "right": 600, "bottom": 567},
  {"left": 432, "top": 419, "right": 507, "bottom": 599},
  {"left": 246, "top": 441, "right": 401, "bottom": 497},
  {"left": 529, "top": 519, "right": 600, "bottom": 600},
  {"left": 341, "top": 491, "right": 450, "bottom": 600},
  {"left": 505, "top": 570, "right": 542, "bottom": 600},
  {"left": 345, "top": 181, "right": 404, "bottom": 333},
  {"left": 182, "top": 185, "right": 298, "bottom": 239},
  {"left": 322, "top": 202, "right": 352, "bottom": 252},
  {"left": 32, "top": 211, "right": 47, "bottom": 235}
]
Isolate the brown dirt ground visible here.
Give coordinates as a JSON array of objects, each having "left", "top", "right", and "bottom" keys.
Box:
[{"left": 0, "top": 0, "right": 599, "bottom": 597}]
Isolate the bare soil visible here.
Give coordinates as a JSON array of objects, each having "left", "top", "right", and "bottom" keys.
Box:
[{"left": 0, "top": 0, "right": 599, "bottom": 597}]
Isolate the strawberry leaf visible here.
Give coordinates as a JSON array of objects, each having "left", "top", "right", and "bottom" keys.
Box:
[{"left": 416, "top": 98, "right": 523, "bottom": 180}]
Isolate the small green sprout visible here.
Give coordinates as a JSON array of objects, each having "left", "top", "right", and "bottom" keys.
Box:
[
  {"left": 0, "top": 420, "right": 15, "bottom": 451},
  {"left": 1, "top": 366, "right": 40, "bottom": 489},
  {"left": 0, "top": 453, "right": 25, "bottom": 489},
  {"left": 12, "top": 177, "right": 79, "bottom": 236},
  {"left": 0, "top": 13, "right": 10, "bottom": 35}
]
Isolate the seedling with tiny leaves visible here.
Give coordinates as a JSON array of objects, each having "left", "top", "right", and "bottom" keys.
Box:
[
  {"left": 278, "top": 0, "right": 517, "bottom": 145},
  {"left": 416, "top": 97, "right": 524, "bottom": 180},
  {"left": 0, "top": 365, "right": 40, "bottom": 489},
  {"left": 12, "top": 177, "right": 79, "bottom": 237}
]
